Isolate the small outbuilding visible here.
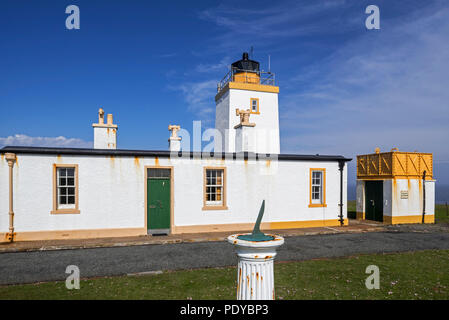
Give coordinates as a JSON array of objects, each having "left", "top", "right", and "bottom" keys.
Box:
[{"left": 356, "top": 148, "right": 435, "bottom": 224}]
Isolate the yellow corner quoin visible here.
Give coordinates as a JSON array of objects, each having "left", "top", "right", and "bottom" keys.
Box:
[
  {"left": 357, "top": 149, "right": 433, "bottom": 180},
  {"left": 383, "top": 215, "right": 435, "bottom": 225},
  {"left": 0, "top": 228, "right": 146, "bottom": 242},
  {"left": 171, "top": 219, "right": 349, "bottom": 234}
]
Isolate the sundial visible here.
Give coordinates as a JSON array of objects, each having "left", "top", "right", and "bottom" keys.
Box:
[{"left": 237, "top": 200, "right": 275, "bottom": 241}]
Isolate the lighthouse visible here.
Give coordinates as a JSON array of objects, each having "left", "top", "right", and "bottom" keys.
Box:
[{"left": 215, "top": 53, "right": 280, "bottom": 154}]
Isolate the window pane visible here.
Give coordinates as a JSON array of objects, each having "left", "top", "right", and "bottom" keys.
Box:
[
  {"left": 67, "top": 178, "right": 75, "bottom": 186},
  {"left": 59, "top": 195, "right": 67, "bottom": 205},
  {"left": 58, "top": 168, "right": 67, "bottom": 177},
  {"left": 60, "top": 188, "right": 67, "bottom": 195},
  {"left": 67, "top": 168, "right": 75, "bottom": 177},
  {"left": 67, "top": 196, "right": 75, "bottom": 204},
  {"left": 205, "top": 169, "right": 224, "bottom": 206},
  {"left": 59, "top": 178, "right": 66, "bottom": 186},
  {"left": 68, "top": 187, "right": 75, "bottom": 195}
]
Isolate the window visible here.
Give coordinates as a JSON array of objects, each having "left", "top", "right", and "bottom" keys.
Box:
[
  {"left": 309, "top": 168, "right": 327, "bottom": 207},
  {"left": 52, "top": 164, "right": 79, "bottom": 214},
  {"left": 203, "top": 167, "right": 228, "bottom": 210},
  {"left": 250, "top": 98, "right": 259, "bottom": 114}
]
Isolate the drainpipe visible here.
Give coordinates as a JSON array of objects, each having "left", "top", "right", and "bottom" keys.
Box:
[
  {"left": 338, "top": 160, "right": 345, "bottom": 226},
  {"left": 422, "top": 170, "right": 426, "bottom": 224},
  {"left": 5, "top": 153, "right": 16, "bottom": 242}
]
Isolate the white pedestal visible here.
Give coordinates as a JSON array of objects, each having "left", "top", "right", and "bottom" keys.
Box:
[{"left": 228, "top": 234, "right": 284, "bottom": 300}]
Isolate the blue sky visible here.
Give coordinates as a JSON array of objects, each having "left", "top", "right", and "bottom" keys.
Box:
[{"left": 1, "top": 0, "right": 449, "bottom": 185}]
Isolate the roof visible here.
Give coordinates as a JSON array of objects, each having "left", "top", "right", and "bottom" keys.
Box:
[{"left": 1, "top": 146, "right": 352, "bottom": 162}]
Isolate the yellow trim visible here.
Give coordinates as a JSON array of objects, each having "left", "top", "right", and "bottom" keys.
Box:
[
  {"left": 356, "top": 211, "right": 365, "bottom": 220},
  {"left": 202, "top": 166, "right": 228, "bottom": 211},
  {"left": 383, "top": 215, "right": 434, "bottom": 224},
  {"left": 250, "top": 98, "right": 260, "bottom": 114},
  {"left": 1, "top": 228, "right": 146, "bottom": 242},
  {"left": 144, "top": 166, "right": 174, "bottom": 234},
  {"left": 269, "top": 219, "right": 348, "bottom": 229},
  {"left": 233, "top": 72, "right": 260, "bottom": 84},
  {"left": 357, "top": 151, "right": 433, "bottom": 179},
  {"left": 171, "top": 219, "right": 348, "bottom": 234},
  {"left": 215, "top": 82, "right": 279, "bottom": 101},
  {"left": 52, "top": 164, "right": 79, "bottom": 214},
  {"left": 309, "top": 168, "right": 327, "bottom": 208}
]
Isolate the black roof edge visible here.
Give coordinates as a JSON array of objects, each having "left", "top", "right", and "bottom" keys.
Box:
[{"left": 0, "top": 146, "right": 352, "bottom": 162}]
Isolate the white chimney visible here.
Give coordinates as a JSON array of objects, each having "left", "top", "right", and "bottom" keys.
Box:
[
  {"left": 92, "top": 108, "right": 118, "bottom": 149},
  {"left": 168, "top": 125, "right": 181, "bottom": 152},
  {"left": 234, "top": 109, "right": 256, "bottom": 153}
]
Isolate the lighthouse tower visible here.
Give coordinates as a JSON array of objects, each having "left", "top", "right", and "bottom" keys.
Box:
[{"left": 215, "top": 52, "right": 280, "bottom": 154}]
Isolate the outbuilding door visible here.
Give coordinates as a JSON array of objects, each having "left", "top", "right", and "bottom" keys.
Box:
[
  {"left": 147, "top": 168, "right": 171, "bottom": 235},
  {"left": 365, "top": 181, "right": 383, "bottom": 222}
]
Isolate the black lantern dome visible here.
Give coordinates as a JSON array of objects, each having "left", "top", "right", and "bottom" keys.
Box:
[{"left": 231, "top": 52, "right": 260, "bottom": 73}]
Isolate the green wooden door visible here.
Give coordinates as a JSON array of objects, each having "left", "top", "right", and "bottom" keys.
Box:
[
  {"left": 147, "top": 178, "right": 171, "bottom": 233},
  {"left": 365, "top": 181, "right": 383, "bottom": 222}
]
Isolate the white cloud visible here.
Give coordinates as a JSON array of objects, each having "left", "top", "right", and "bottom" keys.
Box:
[
  {"left": 0, "top": 134, "right": 92, "bottom": 148},
  {"left": 199, "top": 0, "right": 355, "bottom": 50},
  {"left": 195, "top": 56, "right": 231, "bottom": 73},
  {"left": 169, "top": 80, "right": 217, "bottom": 126}
]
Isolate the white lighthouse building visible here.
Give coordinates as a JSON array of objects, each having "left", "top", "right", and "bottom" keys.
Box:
[
  {"left": 215, "top": 52, "right": 280, "bottom": 154},
  {"left": 1, "top": 52, "right": 352, "bottom": 242}
]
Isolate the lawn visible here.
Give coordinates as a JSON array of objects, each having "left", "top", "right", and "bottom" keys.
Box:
[
  {"left": 1, "top": 250, "right": 448, "bottom": 300},
  {"left": 347, "top": 200, "right": 449, "bottom": 223}
]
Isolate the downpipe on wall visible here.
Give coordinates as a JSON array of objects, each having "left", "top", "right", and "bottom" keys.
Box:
[
  {"left": 338, "top": 160, "right": 345, "bottom": 226},
  {"left": 422, "top": 170, "right": 426, "bottom": 224},
  {"left": 5, "top": 153, "right": 17, "bottom": 242}
]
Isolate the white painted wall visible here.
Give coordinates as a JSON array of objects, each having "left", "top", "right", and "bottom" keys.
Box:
[
  {"left": 0, "top": 153, "right": 347, "bottom": 234},
  {"left": 383, "top": 180, "right": 392, "bottom": 217},
  {"left": 356, "top": 180, "right": 365, "bottom": 214},
  {"left": 235, "top": 126, "right": 257, "bottom": 153},
  {"left": 0, "top": 157, "right": 9, "bottom": 233},
  {"left": 215, "top": 88, "right": 280, "bottom": 154},
  {"left": 356, "top": 178, "right": 435, "bottom": 219},
  {"left": 93, "top": 126, "right": 117, "bottom": 149},
  {"left": 390, "top": 179, "right": 435, "bottom": 217}
]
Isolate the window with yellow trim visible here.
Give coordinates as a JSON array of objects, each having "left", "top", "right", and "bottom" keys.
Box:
[
  {"left": 52, "top": 164, "right": 80, "bottom": 214},
  {"left": 203, "top": 167, "right": 228, "bottom": 210},
  {"left": 309, "top": 168, "right": 327, "bottom": 207},
  {"left": 250, "top": 98, "right": 259, "bottom": 114}
]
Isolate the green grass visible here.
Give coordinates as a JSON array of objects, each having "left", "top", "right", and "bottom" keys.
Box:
[
  {"left": 347, "top": 200, "right": 357, "bottom": 219},
  {"left": 436, "top": 203, "right": 449, "bottom": 224},
  {"left": 1, "top": 250, "right": 448, "bottom": 300},
  {"left": 347, "top": 200, "right": 449, "bottom": 223}
]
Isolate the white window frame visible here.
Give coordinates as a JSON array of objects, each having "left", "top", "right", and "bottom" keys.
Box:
[
  {"left": 57, "top": 167, "right": 77, "bottom": 209},
  {"left": 311, "top": 170, "right": 323, "bottom": 204}
]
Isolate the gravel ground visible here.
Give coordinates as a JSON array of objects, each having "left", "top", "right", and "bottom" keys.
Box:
[{"left": 1, "top": 231, "right": 449, "bottom": 285}]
